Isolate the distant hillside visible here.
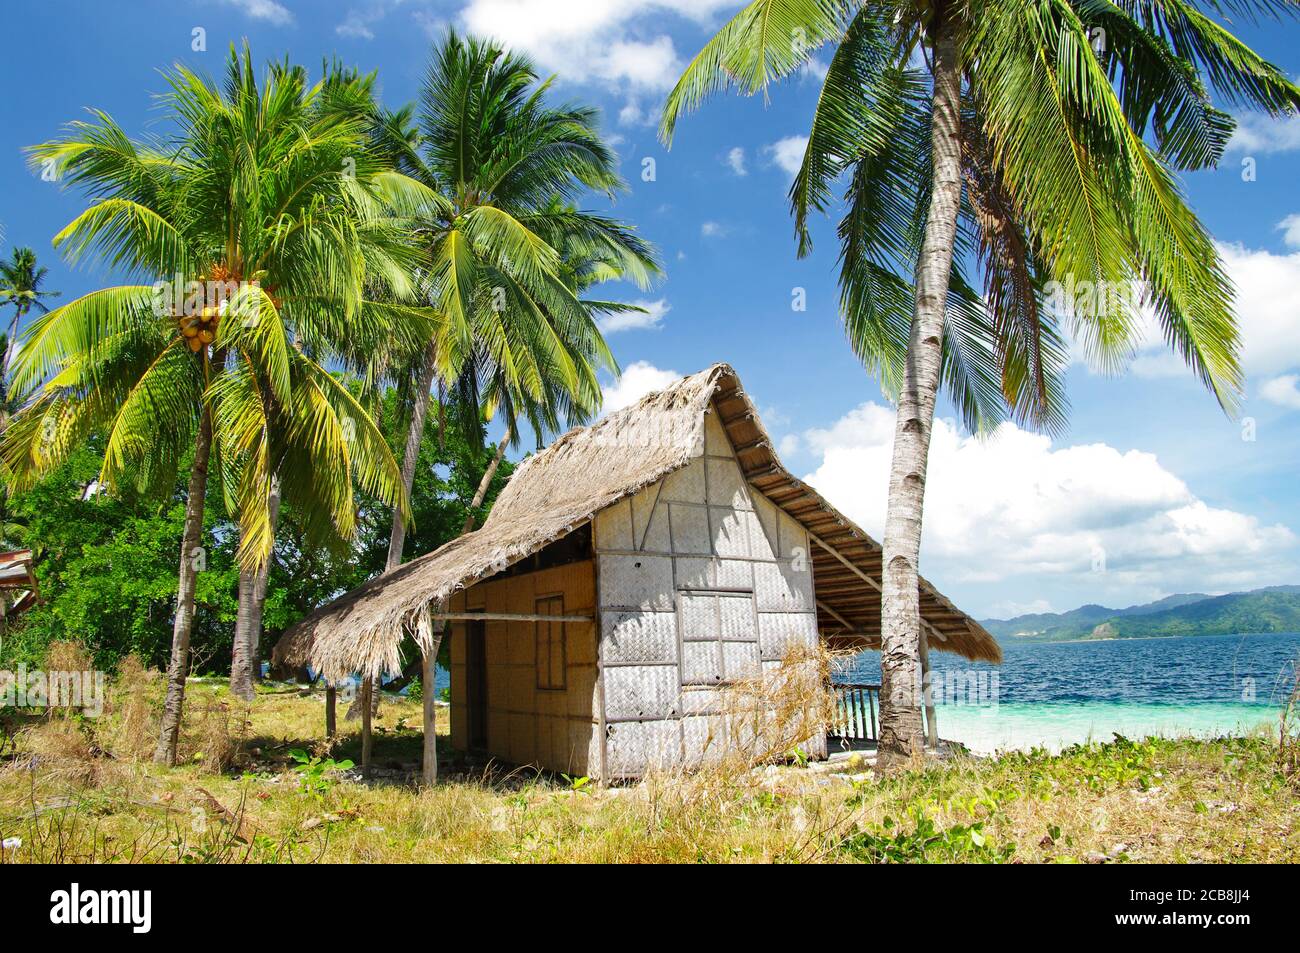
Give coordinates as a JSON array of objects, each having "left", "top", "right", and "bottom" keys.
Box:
[{"left": 982, "top": 586, "right": 1300, "bottom": 642}]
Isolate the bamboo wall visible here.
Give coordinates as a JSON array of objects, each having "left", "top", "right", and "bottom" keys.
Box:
[
  {"left": 447, "top": 560, "right": 600, "bottom": 774},
  {"left": 592, "top": 403, "right": 825, "bottom": 778}
]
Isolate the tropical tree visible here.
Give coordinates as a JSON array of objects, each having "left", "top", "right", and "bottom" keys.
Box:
[
  {"left": 662, "top": 0, "right": 1300, "bottom": 768},
  {"left": 0, "top": 247, "right": 60, "bottom": 396},
  {"left": 7, "top": 47, "right": 423, "bottom": 762},
  {"left": 364, "top": 32, "right": 659, "bottom": 784}
]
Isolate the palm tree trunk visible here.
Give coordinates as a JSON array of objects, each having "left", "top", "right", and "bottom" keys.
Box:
[
  {"left": 230, "top": 479, "right": 281, "bottom": 700},
  {"left": 461, "top": 425, "right": 511, "bottom": 534},
  {"left": 876, "top": 10, "right": 963, "bottom": 772},
  {"left": 230, "top": 569, "right": 258, "bottom": 701},
  {"left": 153, "top": 409, "right": 214, "bottom": 766},
  {"left": 385, "top": 340, "right": 439, "bottom": 574}
]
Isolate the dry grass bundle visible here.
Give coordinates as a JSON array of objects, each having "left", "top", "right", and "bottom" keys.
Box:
[
  {"left": 40, "top": 640, "right": 96, "bottom": 720},
  {"left": 102, "top": 654, "right": 158, "bottom": 759},
  {"left": 181, "top": 692, "right": 248, "bottom": 774},
  {"left": 708, "top": 641, "right": 841, "bottom": 772}
]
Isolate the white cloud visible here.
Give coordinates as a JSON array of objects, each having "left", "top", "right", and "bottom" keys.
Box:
[
  {"left": 800, "top": 58, "right": 829, "bottom": 82},
  {"left": 763, "top": 135, "right": 808, "bottom": 176},
  {"left": 597, "top": 298, "right": 670, "bottom": 334},
  {"left": 726, "top": 146, "right": 747, "bottom": 176},
  {"left": 1260, "top": 373, "right": 1300, "bottom": 410},
  {"left": 1218, "top": 242, "right": 1300, "bottom": 383},
  {"left": 1277, "top": 213, "right": 1300, "bottom": 248},
  {"left": 222, "top": 0, "right": 293, "bottom": 24},
  {"left": 600, "top": 360, "right": 681, "bottom": 414},
  {"left": 456, "top": 1, "right": 736, "bottom": 92},
  {"left": 700, "top": 220, "right": 727, "bottom": 238},
  {"left": 799, "top": 404, "right": 1297, "bottom": 597},
  {"left": 336, "top": 11, "right": 377, "bottom": 38},
  {"left": 1227, "top": 113, "right": 1300, "bottom": 154}
]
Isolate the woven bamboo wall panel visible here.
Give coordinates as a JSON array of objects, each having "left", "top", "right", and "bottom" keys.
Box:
[
  {"left": 719, "top": 594, "right": 755, "bottom": 640},
  {"left": 721, "top": 641, "right": 761, "bottom": 679},
  {"left": 605, "top": 720, "right": 681, "bottom": 777},
  {"left": 703, "top": 407, "right": 730, "bottom": 456},
  {"left": 640, "top": 501, "right": 671, "bottom": 551},
  {"left": 751, "top": 494, "right": 779, "bottom": 559},
  {"left": 672, "top": 556, "right": 711, "bottom": 589},
  {"left": 598, "top": 554, "right": 674, "bottom": 609},
  {"left": 681, "top": 640, "right": 723, "bottom": 684},
  {"left": 757, "top": 610, "right": 818, "bottom": 659},
  {"left": 678, "top": 591, "right": 717, "bottom": 640},
  {"left": 660, "top": 456, "right": 705, "bottom": 503},
  {"left": 600, "top": 609, "right": 678, "bottom": 664},
  {"left": 668, "top": 502, "right": 712, "bottom": 554},
  {"left": 708, "top": 505, "right": 752, "bottom": 557},
  {"left": 603, "top": 664, "right": 681, "bottom": 721},
  {"left": 753, "top": 560, "right": 815, "bottom": 612},
  {"left": 706, "top": 457, "right": 749, "bottom": 509},
  {"left": 594, "top": 498, "right": 634, "bottom": 551},
  {"left": 630, "top": 485, "right": 657, "bottom": 547},
  {"left": 777, "top": 506, "right": 809, "bottom": 559},
  {"left": 680, "top": 686, "right": 721, "bottom": 715}
]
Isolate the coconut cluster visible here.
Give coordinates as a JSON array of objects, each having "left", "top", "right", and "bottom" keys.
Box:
[{"left": 178, "top": 305, "right": 221, "bottom": 352}]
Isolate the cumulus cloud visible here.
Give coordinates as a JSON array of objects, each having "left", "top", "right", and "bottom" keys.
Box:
[
  {"left": 799, "top": 403, "right": 1297, "bottom": 599},
  {"left": 1277, "top": 213, "right": 1300, "bottom": 248},
  {"left": 600, "top": 360, "right": 681, "bottom": 414},
  {"left": 1226, "top": 113, "right": 1300, "bottom": 154},
  {"left": 222, "top": 0, "right": 293, "bottom": 24},
  {"left": 700, "top": 220, "right": 727, "bottom": 238},
  {"left": 597, "top": 298, "right": 670, "bottom": 334},
  {"left": 726, "top": 146, "right": 747, "bottom": 176},
  {"left": 1260, "top": 374, "right": 1300, "bottom": 410},
  {"left": 456, "top": 0, "right": 736, "bottom": 92},
  {"left": 763, "top": 135, "right": 808, "bottom": 176}
]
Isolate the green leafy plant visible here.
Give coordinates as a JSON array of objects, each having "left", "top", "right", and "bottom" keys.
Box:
[
  {"left": 289, "top": 748, "right": 355, "bottom": 800},
  {"left": 838, "top": 809, "right": 1014, "bottom": 863},
  {"left": 561, "top": 774, "right": 591, "bottom": 793}
]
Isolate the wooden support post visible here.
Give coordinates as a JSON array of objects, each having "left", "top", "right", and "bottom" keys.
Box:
[
  {"left": 918, "top": 628, "right": 938, "bottom": 749},
  {"left": 360, "top": 676, "right": 373, "bottom": 778},
  {"left": 325, "top": 685, "right": 337, "bottom": 739},
  {"left": 421, "top": 647, "right": 437, "bottom": 787}
]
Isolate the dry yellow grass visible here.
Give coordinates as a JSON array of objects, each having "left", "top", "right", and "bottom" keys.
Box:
[{"left": 0, "top": 670, "right": 1296, "bottom": 864}]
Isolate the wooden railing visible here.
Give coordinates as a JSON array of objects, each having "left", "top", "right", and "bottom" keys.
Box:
[{"left": 830, "top": 681, "right": 880, "bottom": 742}]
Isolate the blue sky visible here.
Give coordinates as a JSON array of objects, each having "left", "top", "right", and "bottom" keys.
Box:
[{"left": 3, "top": 0, "right": 1299, "bottom": 618}]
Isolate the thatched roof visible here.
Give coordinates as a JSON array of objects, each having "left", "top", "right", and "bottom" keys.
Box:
[{"left": 274, "top": 364, "right": 1000, "bottom": 680}]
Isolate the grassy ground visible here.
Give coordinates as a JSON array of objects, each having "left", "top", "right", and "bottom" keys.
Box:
[{"left": 1, "top": 673, "right": 1297, "bottom": 863}]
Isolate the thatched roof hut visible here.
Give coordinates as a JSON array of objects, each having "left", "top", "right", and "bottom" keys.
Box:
[
  {"left": 275, "top": 364, "right": 998, "bottom": 683},
  {"left": 275, "top": 364, "right": 998, "bottom": 777}
]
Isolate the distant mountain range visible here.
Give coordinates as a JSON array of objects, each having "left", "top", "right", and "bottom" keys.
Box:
[{"left": 980, "top": 585, "right": 1300, "bottom": 642}]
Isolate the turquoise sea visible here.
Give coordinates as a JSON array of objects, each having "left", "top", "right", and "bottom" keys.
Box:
[{"left": 839, "top": 631, "right": 1300, "bottom": 754}]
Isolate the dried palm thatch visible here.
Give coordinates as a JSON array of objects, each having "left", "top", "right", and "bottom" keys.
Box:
[{"left": 274, "top": 363, "right": 1000, "bottom": 682}]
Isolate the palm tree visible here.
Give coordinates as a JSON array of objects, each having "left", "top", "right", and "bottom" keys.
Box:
[
  {"left": 0, "top": 248, "right": 60, "bottom": 394},
  {"left": 364, "top": 32, "right": 659, "bottom": 784},
  {"left": 7, "top": 47, "right": 422, "bottom": 763},
  {"left": 662, "top": 0, "right": 1299, "bottom": 768}
]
